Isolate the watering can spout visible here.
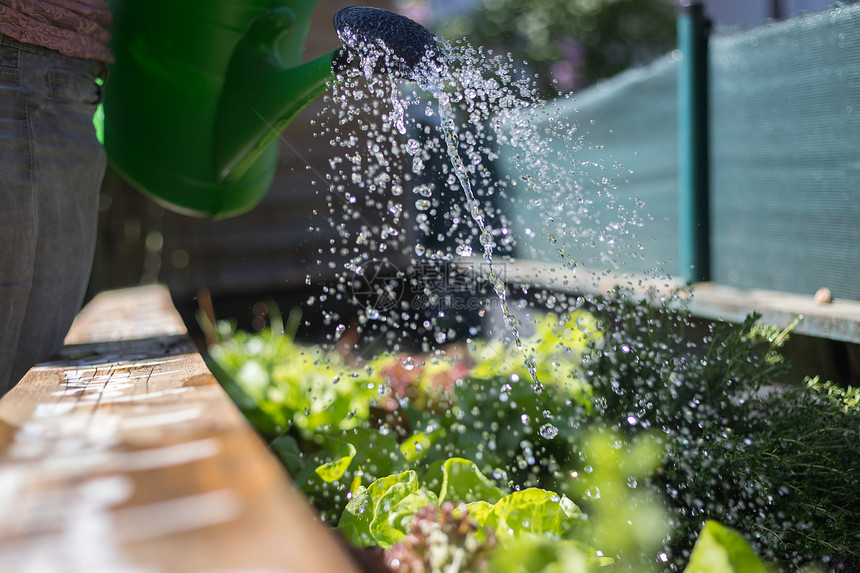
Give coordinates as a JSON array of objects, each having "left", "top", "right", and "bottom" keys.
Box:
[
  {"left": 213, "top": 8, "right": 345, "bottom": 183},
  {"left": 214, "top": 5, "right": 446, "bottom": 184}
]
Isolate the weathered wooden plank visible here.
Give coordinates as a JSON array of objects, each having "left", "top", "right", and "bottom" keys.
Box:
[
  {"left": 0, "top": 285, "right": 360, "bottom": 573},
  {"left": 687, "top": 282, "right": 860, "bottom": 345},
  {"left": 490, "top": 258, "right": 860, "bottom": 344}
]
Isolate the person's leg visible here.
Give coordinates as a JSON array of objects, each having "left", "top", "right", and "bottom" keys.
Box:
[
  {"left": 0, "top": 39, "right": 37, "bottom": 394},
  {"left": 0, "top": 37, "right": 106, "bottom": 395}
]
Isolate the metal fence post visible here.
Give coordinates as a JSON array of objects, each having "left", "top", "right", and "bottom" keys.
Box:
[{"left": 677, "top": 1, "right": 711, "bottom": 283}]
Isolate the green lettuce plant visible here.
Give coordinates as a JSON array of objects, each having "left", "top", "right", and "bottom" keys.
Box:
[
  {"left": 208, "top": 320, "right": 381, "bottom": 438},
  {"left": 338, "top": 457, "right": 586, "bottom": 548},
  {"left": 209, "top": 295, "right": 858, "bottom": 572}
]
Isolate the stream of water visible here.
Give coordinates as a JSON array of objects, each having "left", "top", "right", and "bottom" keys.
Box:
[
  {"left": 420, "top": 57, "right": 543, "bottom": 391},
  {"left": 316, "top": 37, "right": 641, "bottom": 391}
]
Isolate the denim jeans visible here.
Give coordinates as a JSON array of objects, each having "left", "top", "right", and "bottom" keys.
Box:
[{"left": 0, "top": 35, "right": 107, "bottom": 395}]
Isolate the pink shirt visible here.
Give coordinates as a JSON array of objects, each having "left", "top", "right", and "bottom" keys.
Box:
[{"left": 0, "top": 0, "right": 112, "bottom": 62}]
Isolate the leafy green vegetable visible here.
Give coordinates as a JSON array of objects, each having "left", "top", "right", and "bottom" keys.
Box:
[
  {"left": 490, "top": 536, "right": 605, "bottom": 573},
  {"left": 469, "top": 310, "right": 598, "bottom": 405},
  {"left": 313, "top": 436, "right": 358, "bottom": 483},
  {"left": 211, "top": 296, "right": 859, "bottom": 571},
  {"left": 683, "top": 521, "right": 767, "bottom": 573},
  {"left": 208, "top": 325, "right": 380, "bottom": 438},
  {"left": 269, "top": 434, "right": 306, "bottom": 479},
  {"left": 298, "top": 428, "right": 408, "bottom": 521},
  {"left": 339, "top": 470, "right": 425, "bottom": 548},
  {"left": 338, "top": 457, "right": 588, "bottom": 551},
  {"left": 399, "top": 429, "right": 439, "bottom": 463},
  {"left": 423, "top": 457, "right": 504, "bottom": 506},
  {"left": 481, "top": 488, "right": 587, "bottom": 541},
  {"left": 568, "top": 427, "right": 668, "bottom": 568}
]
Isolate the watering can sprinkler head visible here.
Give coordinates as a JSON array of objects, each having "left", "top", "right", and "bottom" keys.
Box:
[{"left": 333, "top": 6, "right": 447, "bottom": 82}]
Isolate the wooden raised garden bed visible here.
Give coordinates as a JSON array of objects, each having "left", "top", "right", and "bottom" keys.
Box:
[{"left": 0, "top": 285, "right": 360, "bottom": 573}]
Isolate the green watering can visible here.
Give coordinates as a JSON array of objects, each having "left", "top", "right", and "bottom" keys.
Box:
[
  {"left": 103, "top": 0, "right": 338, "bottom": 218},
  {"left": 103, "top": 2, "right": 441, "bottom": 218}
]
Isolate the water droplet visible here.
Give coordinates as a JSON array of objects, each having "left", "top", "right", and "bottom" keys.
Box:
[
  {"left": 539, "top": 424, "right": 558, "bottom": 440},
  {"left": 455, "top": 244, "right": 473, "bottom": 257},
  {"left": 406, "top": 139, "right": 421, "bottom": 155}
]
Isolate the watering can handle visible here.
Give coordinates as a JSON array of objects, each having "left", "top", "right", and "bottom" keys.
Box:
[{"left": 214, "top": 8, "right": 346, "bottom": 182}]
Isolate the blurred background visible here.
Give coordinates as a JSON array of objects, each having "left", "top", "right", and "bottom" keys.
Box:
[{"left": 90, "top": 0, "right": 855, "bottom": 334}]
